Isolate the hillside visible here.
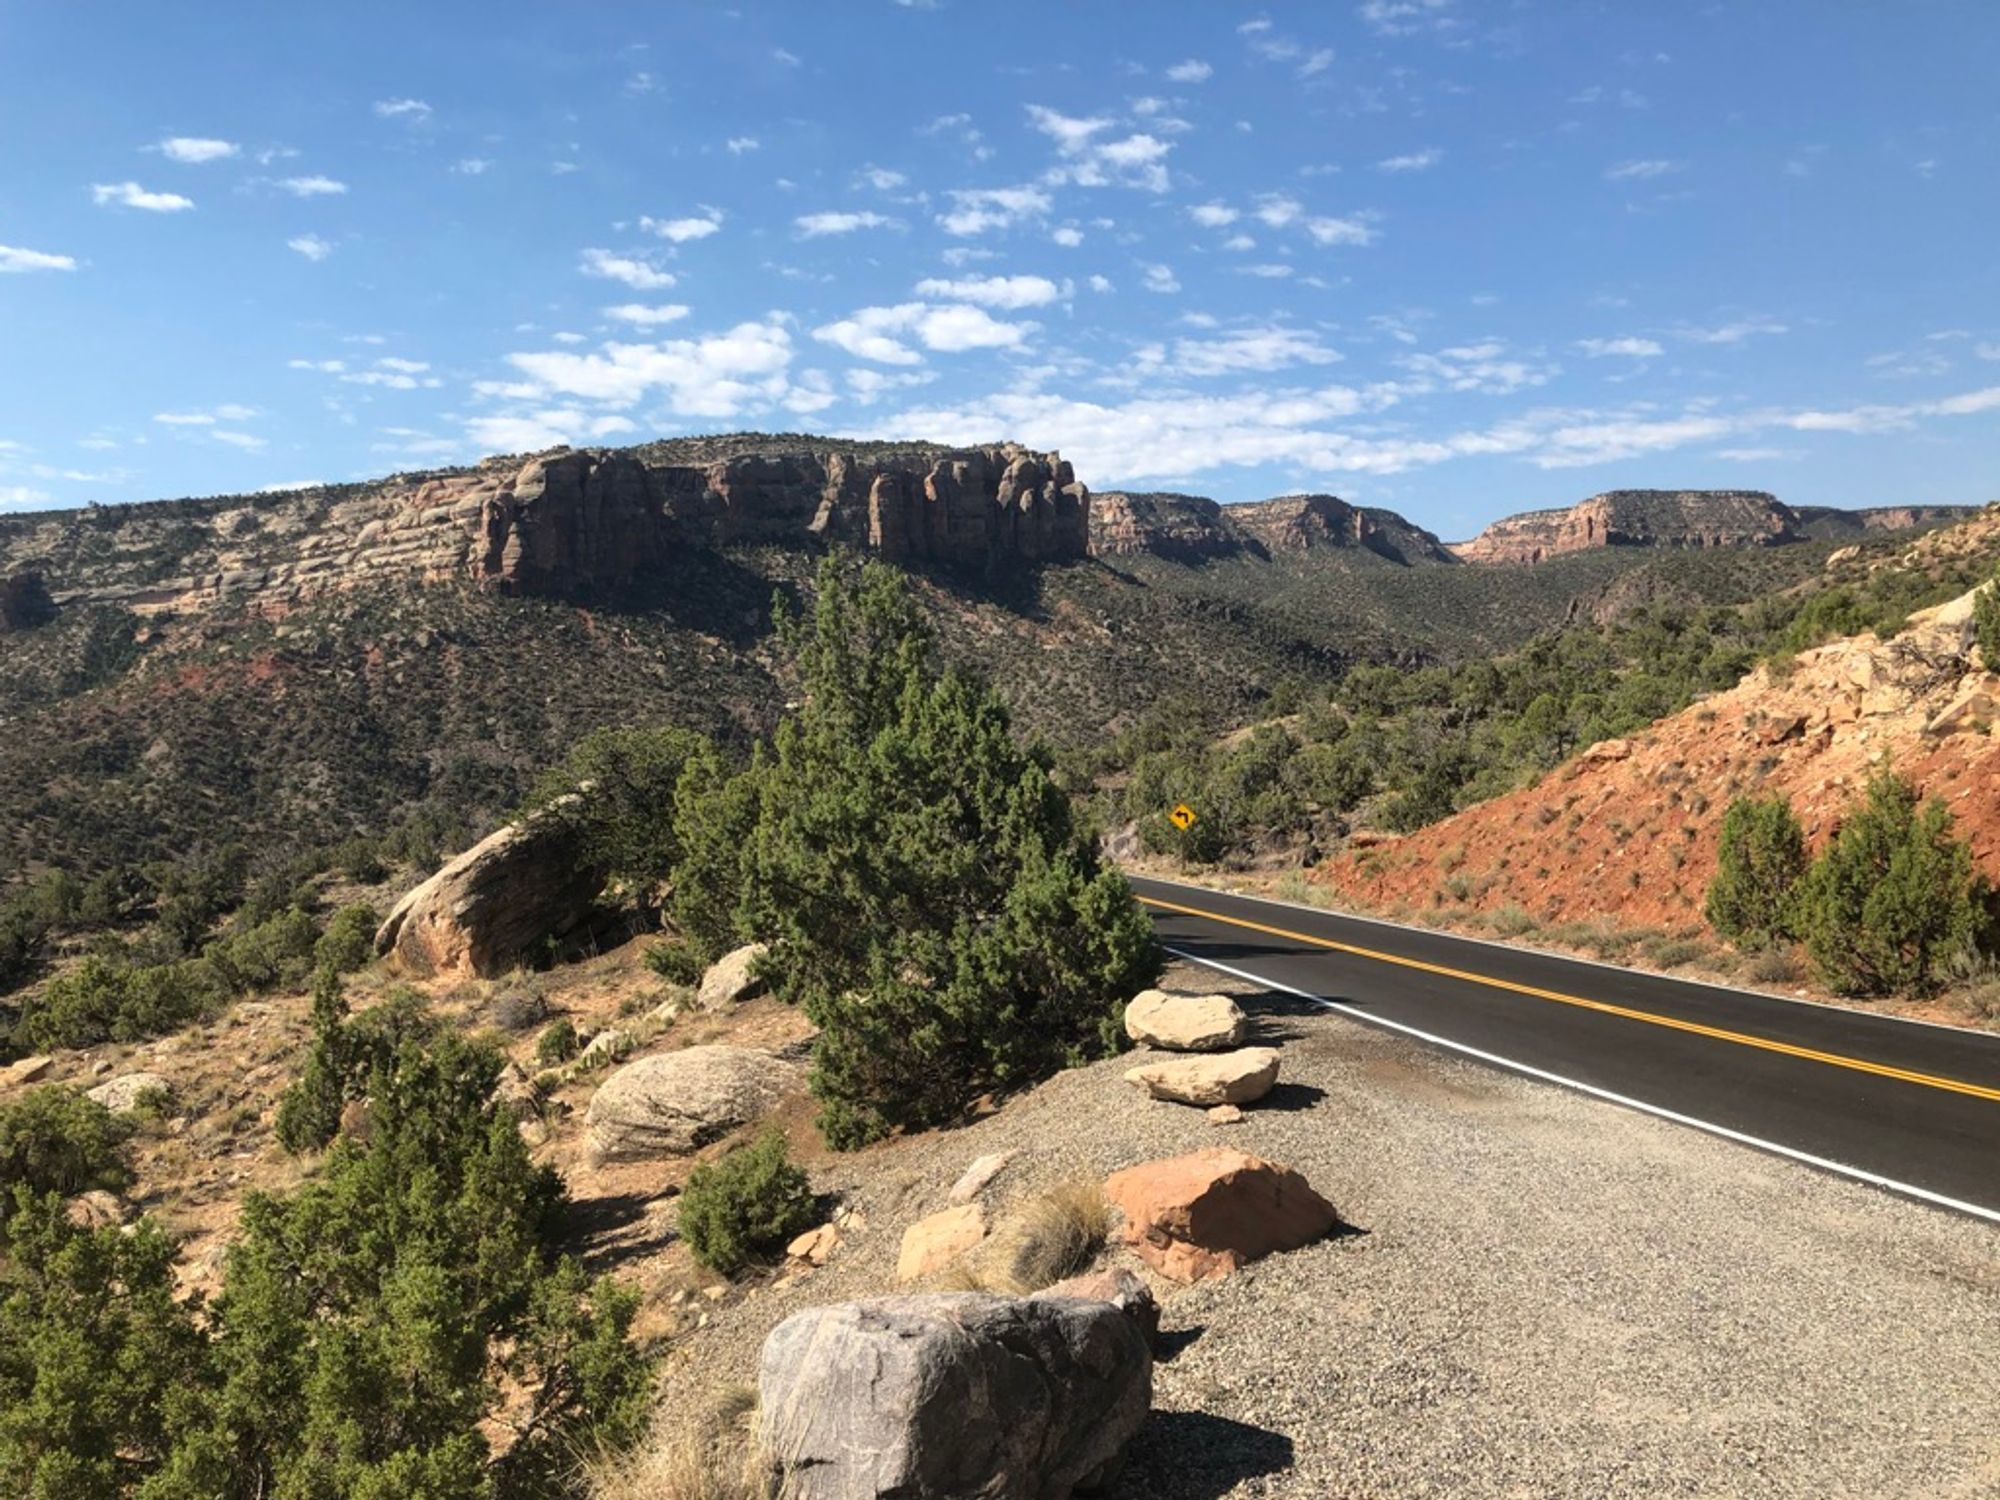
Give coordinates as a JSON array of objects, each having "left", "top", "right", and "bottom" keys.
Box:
[{"left": 1316, "top": 510, "right": 2000, "bottom": 940}]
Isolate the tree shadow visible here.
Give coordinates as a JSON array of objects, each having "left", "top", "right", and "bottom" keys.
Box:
[
  {"left": 565, "top": 1189, "right": 674, "bottom": 1273},
  {"left": 1108, "top": 1411, "right": 1295, "bottom": 1498}
]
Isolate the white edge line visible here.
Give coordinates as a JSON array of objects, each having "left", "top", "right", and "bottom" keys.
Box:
[
  {"left": 1161, "top": 944, "right": 2000, "bottom": 1229},
  {"left": 1137, "top": 874, "right": 1999, "bottom": 1041}
]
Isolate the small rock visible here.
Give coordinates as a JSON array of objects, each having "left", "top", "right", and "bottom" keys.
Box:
[
  {"left": 949, "top": 1150, "right": 1019, "bottom": 1205},
  {"left": 86, "top": 1072, "right": 171, "bottom": 1115},
  {"left": 896, "top": 1203, "right": 988, "bottom": 1283},
  {"left": 1207, "top": 1104, "right": 1245, "bottom": 1125},
  {"left": 4, "top": 1055, "right": 53, "bottom": 1087},
  {"left": 1123, "top": 1046, "right": 1280, "bottom": 1107},
  {"left": 66, "top": 1189, "right": 131, "bottom": 1230},
  {"left": 1124, "top": 989, "right": 1248, "bottom": 1052},
  {"left": 788, "top": 1223, "right": 841, "bottom": 1267},
  {"left": 1034, "top": 1267, "right": 1162, "bottom": 1350},
  {"left": 90, "top": 1059, "right": 113, "bottom": 1077},
  {"left": 1104, "top": 1146, "right": 1338, "bottom": 1283},
  {"left": 702, "top": 1284, "right": 729, "bottom": 1303},
  {"left": 698, "top": 942, "right": 770, "bottom": 1010},
  {"left": 576, "top": 1028, "right": 633, "bottom": 1069}
]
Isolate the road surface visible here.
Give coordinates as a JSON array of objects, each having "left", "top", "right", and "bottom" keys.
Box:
[{"left": 1132, "top": 875, "right": 2000, "bottom": 1223}]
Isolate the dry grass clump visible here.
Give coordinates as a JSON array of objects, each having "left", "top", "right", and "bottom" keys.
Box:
[
  {"left": 939, "top": 1177, "right": 1113, "bottom": 1295},
  {"left": 591, "top": 1385, "right": 772, "bottom": 1500}
]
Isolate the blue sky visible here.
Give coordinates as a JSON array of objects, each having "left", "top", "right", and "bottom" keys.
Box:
[{"left": 2, "top": 1, "right": 1996, "bottom": 539}]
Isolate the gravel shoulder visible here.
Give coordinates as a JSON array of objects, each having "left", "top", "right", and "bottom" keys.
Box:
[{"left": 644, "top": 960, "right": 2000, "bottom": 1499}]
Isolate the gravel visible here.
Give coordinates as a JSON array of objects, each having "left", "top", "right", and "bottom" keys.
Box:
[{"left": 645, "top": 962, "right": 2000, "bottom": 1498}]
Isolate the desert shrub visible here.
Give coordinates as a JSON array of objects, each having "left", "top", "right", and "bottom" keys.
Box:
[
  {"left": 1794, "top": 773, "right": 1983, "bottom": 996},
  {"left": 0, "top": 1085, "right": 132, "bottom": 1209},
  {"left": 990, "top": 1178, "right": 1111, "bottom": 1293},
  {"left": 678, "top": 1131, "right": 817, "bottom": 1277},
  {"left": 535, "top": 1017, "right": 581, "bottom": 1067},
  {"left": 1975, "top": 577, "right": 2000, "bottom": 670},
  {"left": 205, "top": 906, "right": 319, "bottom": 995},
  {"left": 314, "top": 902, "right": 379, "bottom": 975},
  {"left": 7, "top": 1006, "right": 656, "bottom": 1498},
  {"left": 328, "top": 834, "right": 390, "bottom": 885},
  {"left": 733, "top": 559, "right": 1161, "bottom": 1148},
  {"left": 22, "top": 955, "right": 214, "bottom": 1050},
  {"left": 1747, "top": 946, "right": 1803, "bottom": 986},
  {"left": 1705, "top": 795, "right": 1807, "bottom": 947},
  {"left": 644, "top": 941, "right": 703, "bottom": 986},
  {"left": 531, "top": 724, "right": 712, "bottom": 894},
  {"left": 1489, "top": 903, "right": 1537, "bottom": 938},
  {"left": 0, "top": 1196, "right": 211, "bottom": 1494},
  {"left": 274, "top": 978, "right": 445, "bottom": 1156}
]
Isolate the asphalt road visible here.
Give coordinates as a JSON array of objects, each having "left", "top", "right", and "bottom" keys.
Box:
[{"left": 1132, "top": 875, "right": 2000, "bottom": 1223}]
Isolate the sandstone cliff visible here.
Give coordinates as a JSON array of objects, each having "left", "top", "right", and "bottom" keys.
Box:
[
  {"left": 4, "top": 437, "right": 1089, "bottom": 617},
  {"left": 1090, "top": 492, "right": 1454, "bottom": 566}
]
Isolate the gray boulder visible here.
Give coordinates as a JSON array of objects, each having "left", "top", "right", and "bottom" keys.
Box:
[
  {"left": 584, "top": 1044, "right": 801, "bottom": 1163},
  {"left": 759, "top": 1293, "right": 1151, "bottom": 1499},
  {"left": 85, "top": 1072, "right": 171, "bottom": 1114},
  {"left": 697, "top": 942, "right": 770, "bottom": 1009}
]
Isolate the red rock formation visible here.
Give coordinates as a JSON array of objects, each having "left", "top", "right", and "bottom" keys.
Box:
[{"left": 1452, "top": 490, "right": 1797, "bottom": 565}]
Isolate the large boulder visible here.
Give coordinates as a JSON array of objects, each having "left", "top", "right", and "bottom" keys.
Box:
[
  {"left": 697, "top": 942, "right": 769, "bottom": 1010},
  {"left": 1123, "top": 989, "right": 1247, "bottom": 1052},
  {"left": 373, "top": 806, "right": 606, "bottom": 979},
  {"left": 1123, "top": 1046, "right": 1280, "bottom": 1106},
  {"left": 1034, "top": 1267, "right": 1161, "bottom": 1350},
  {"left": 758, "top": 1293, "right": 1152, "bottom": 1499},
  {"left": 584, "top": 1045, "right": 802, "bottom": 1164},
  {"left": 1105, "top": 1147, "right": 1338, "bottom": 1283}
]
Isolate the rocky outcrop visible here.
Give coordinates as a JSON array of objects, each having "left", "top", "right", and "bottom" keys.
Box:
[
  {"left": 896, "top": 1203, "right": 989, "bottom": 1282},
  {"left": 1090, "top": 490, "right": 1454, "bottom": 566},
  {"left": 1124, "top": 1047, "right": 1280, "bottom": 1106},
  {"left": 1124, "top": 989, "right": 1248, "bottom": 1052},
  {"left": 1452, "top": 490, "right": 1797, "bottom": 564},
  {"left": 758, "top": 1293, "right": 1152, "bottom": 1499},
  {"left": 583, "top": 1044, "right": 801, "bottom": 1163},
  {"left": 373, "top": 808, "right": 605, "bottom": 979},
  {"left": 17, "top": 438, "right": 1091, "bottom": 617},
  {"left": 697, "top": 942, "right": 769, "bottom": 1010},
  {"left": 85, "top": 1073, "right": 171, "bottom": 1114},
  {"left": 1104, "top": 1147, "right": 1339, "bottom": 1283}
]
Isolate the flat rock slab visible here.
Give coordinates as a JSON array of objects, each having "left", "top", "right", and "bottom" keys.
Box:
[
  {"left": 896, "top": 1202, "right": 988, "bottom": 1283},
  {"left": 1124, "top": 988, "right": 1248, "bottom": 1052},
  {"left": 1105, "top": 1146, "right": 1338, "bottom": 1283},
  {"left": 759, "top": 1293, "right": 1152, "bottom": 1500},
  {"left": 1124, "top": 1046, "right": 1280, "bottom": 1106},
  {"left": 948, "top": 1150, "right": 1019, "bottom": 1205},
  {"left": 584, "top": 1044, "right": 802, "bottom": 1163}
]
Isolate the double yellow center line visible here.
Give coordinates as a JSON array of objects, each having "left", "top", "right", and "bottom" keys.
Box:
[{"left": 1138, "top": 894, "right": 2000, "bottom": 1106}]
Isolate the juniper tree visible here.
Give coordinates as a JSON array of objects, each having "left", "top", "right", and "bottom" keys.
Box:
[{"left": 1704, "top": 794, "right": 1807, "bottom": 947}]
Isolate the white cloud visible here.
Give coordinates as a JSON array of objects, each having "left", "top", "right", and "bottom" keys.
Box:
[
  {"left": 211, "top": 431, "right": 267, "bottom": 450},
  {"left": 1357, "top": 0, "right": 1456, "bottom": 38},
  {"left": 1605, "top": 159, "right": 1680, "bottom": 181},
  {"left": 453, "top": 158, "right": 492, "bottom": 175},
  {"left": 726, "top": 136, "right": 760, "bottom": 155},
  {"left": 1051, "top": 226, "right": 1084, "bottom": 247},
  {"left": 157, "top": 136, "right": 239, "bottom": 164},
  {"left": 604, "top": 303, "right": 692, "bottom": 326},
  {"left": 794, "top": 210, "right": 895, "bottom": 237},
  {"left": 92, "top": 181, "right": 193, "bottom": 212},
  {"left": 155, "top": 405, "right": 253, "bottom": 425},
  {"left": 812, "top": 302, "right": 1032, "bottom": 364},
  {"left": 466, "top": 409, "right": 639, "bottom": 453},
  {"left": 1236, "top": 263, "right": 1295, "bottom": 278},
  {"left": 374, "top": 98, "right": 432, "bottom": 121},
  {"left": 0, "top": 485, "right": 55, "bottom": 509},
  {"left": 1189, "top": 202, "right": 1239, "bottom": 227},
  {"left": 845, "top": 368, "right": 935, "bottom": 405},
  {"left": 772, "top": 47, "right": 802, "bottom": 66},
  {"left": 1397, "top": 340, "right": 1555, "bottom": 394},
  {"left": 1377, "top": 148, "right": 1442, "bottom": 172},
  {"left": 912, "top": 274, "right": 1065, "bottom": 309},
  {"left": 1165, "top": 59, "right": 1213, "bottom": 82},
  {"left": 1576, "top": 336, "right": 1663, "bottom": 358},
  {"left": 579, "top": 248, "right": 676, "bottom": 289},
  {"left": 1028, "top": 105, "right": 1174, "bottom": 192},
  {"left": 278, "top": 175, "right": 347, "bottom": 197},
  {"left": 857, "top": 166, "right": 906, "bottom": 191},
  {"left": 1025, "top": 105, "right": 1113, "bottom": 155},
  {"left": 938, "top": 185, "right": 1051, "bottom": 236},
  {"left": 1298, "top": 48, "right": 1336, "bottom": 77},
  {"left": 1141, "top": 263, "right": 1180, "bottom": 294},
  {"left": 1678, "top": 316, "right": 1786, "bottom": 345},
  {"left": 1253, "top": 194, "right": 1302, "bottom": 228},
  {"left": 289, "top": 358, "right": 346, "bottom": 372},
  {"left": 287, "top": 234, "right": 333, "bottom": 261},
  {"left": 1138, "top": 325, "right": 1341, "bottom": 377},
  {"left": 1222, "top": 233, "right": 1256, "bottom": 252},
  {"left": 1305, "top": 215, "right": 1377, "bottom": 246},
  {"left": 0, "top": 244, "right": 76, "bottom": 273},
  {"left": 502, "top": 319, "right": 796, "bottom": 416},
  {"left": 1977, "top": 343, "right": 2000, "bottom": 362},
  {"left": 377, "top": 357, "right": 428, "bottom": 374},
  {"left": 1088, "top": 274, "right": 1113, "bottom": 293},
  {"left": 643, "top": 209, "right": 723, "bottom": 242}
]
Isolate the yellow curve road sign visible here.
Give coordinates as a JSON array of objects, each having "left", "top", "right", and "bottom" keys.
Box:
[{"left": 1169, "top": 802, "right": 1197, "bottom": 831}]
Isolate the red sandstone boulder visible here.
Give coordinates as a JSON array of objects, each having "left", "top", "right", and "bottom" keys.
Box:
[{"left": 1104, "top": 1147, "right": 1338, "bottom": 1283}]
